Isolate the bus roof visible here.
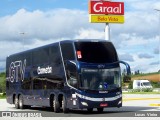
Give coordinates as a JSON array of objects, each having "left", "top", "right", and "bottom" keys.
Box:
[{"left": 7, "top": 39, "right": 111, "bottom": 57}]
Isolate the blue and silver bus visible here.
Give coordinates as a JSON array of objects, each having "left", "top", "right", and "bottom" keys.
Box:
[{"left": 6, "top": 40, "right": 131, "bottom": 113}]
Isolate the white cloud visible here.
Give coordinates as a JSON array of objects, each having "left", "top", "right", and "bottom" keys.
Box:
[
  {"left": 138, "top": 53, "right": 154, "bottom": 59},
  {"left": 119, "top": 0, "right": 160, "bottom": 11},
  {"left": 0, "top": 9, "right": 103, "bottom": 44},
  {"left": 74, "top": 28, "right": 104, "bottom": 39},
  {"left": 119, "top": 53, "right": 134, "bottom": 62},
  {"left": 129, "top": 54, "right": 159, "bottom": 73},
  {"left": 154, "top": 46, "right": 160, "bottom": 54},
  {"left": 150, "top": 61, "right": 159, "bottom": 65}
]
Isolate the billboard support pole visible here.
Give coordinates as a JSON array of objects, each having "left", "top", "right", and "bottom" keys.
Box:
[
  {"left": 105, "top": 23, "right": 110, "bottom": 41},
  {"left": 104, "top": 0, "right": 111, "bottom": 41}
]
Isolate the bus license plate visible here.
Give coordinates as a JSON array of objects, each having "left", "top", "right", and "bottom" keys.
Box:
[{"left": 100, "top": 103, "right": 108, "bottom": 107}]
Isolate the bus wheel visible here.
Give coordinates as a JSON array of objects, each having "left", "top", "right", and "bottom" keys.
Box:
[
  {"left": 87, "top": 108, "right": 93, "bottom": 112},
  {"left": 97, "top": 108, "right": 104, "bottom": 113},
  {"left": 14, "top": 96, "right": 19, "bottom": 109},
  {"left": 62, "top": 96, "right": 69, "bottom": 113},
  {"left": 53, "top": 97, "right": 60, "bottom": 113},
  {"left": 19, "top": 95, "right": 24, "bottom": 109}
]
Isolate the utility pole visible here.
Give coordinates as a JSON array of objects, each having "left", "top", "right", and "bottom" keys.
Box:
[{"left": 20, "top": 32, "right": 25, "bottom": 50}]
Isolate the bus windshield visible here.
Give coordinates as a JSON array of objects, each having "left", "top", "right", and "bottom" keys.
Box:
[
  {"left": 74, "top": 42, "right": 118, "bottom": 63},
  {"left": 80, "top": 68, "right": 121, "bottom": 90}
]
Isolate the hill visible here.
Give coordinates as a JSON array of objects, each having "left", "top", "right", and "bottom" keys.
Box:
[{"left": 131, "top": 72, "right": 160, "bottom": 82}]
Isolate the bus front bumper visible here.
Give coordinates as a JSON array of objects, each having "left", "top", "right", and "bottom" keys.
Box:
[{"left": 78, "top": 96, "right": 122, "bottom": 109}]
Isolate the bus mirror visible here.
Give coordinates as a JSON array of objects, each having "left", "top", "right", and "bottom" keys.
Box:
[{"left": 119, "top": 61, "right": 131, "bottom": 75}]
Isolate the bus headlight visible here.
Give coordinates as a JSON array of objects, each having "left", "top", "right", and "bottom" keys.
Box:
[
  {"left": 81, "top": 102, "right": 88, "bottom": 106},
  {"left": 118, "top": 100, "right": 122, "bottom": 105}
]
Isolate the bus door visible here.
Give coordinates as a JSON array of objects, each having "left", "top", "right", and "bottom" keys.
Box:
[{"left": 65, "top": 61, "right": 79, "bottom": 108}]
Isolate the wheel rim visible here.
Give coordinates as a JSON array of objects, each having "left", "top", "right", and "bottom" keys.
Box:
[
  {"left": 53, "top": 99, "right": 55, "bottom": 110},
  {"left": 15, "top": 97, "right": 19, "bottom": 108},
  {"left": 19, "top": 98, "right": 22, "bottom": 107},
  {"left": 62, "top": 99, "right": 64, "bottom": 109},
  {"left": 53, "top": 98, "right": 57, "bottom": 111},
  {"left": 15, "top": 98, "right": 18, "bottom": 104},
  {"left": 53, "top": 97, "right": 60, "bottom": 113}
]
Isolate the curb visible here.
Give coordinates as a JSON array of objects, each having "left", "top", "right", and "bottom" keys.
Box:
[
  {"left": 149, "top": 104, "right": 160, "bottom": 106},
  {"left": 123, "top": 98, "right": 160, "bottom": 101}
]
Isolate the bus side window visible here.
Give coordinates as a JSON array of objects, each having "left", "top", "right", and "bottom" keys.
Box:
[
  {"left": 61, "top": 43, "right": 75, "bottom": 61},
  {"left": 33, "top": 79, "right": 43, "bottom": 90},
  {"left": 49, "top": 44, "right": 62, "bottom": 65},
  {"left": 22, "top": 80, "right": 32, "bottom": 90}
]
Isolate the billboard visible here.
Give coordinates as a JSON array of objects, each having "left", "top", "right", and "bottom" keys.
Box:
[
  {"left": 89, "top": 0, "right": 125, "bottom": 23},
  {"left": 89, "top": 1, "right": 124, "bottom": 15}
]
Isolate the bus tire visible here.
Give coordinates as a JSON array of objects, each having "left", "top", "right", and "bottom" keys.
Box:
[
  {"left": 53, "top": 97, "right": 60, "bottom": 113},
  {"left": 87, "top": 108, "right": 93, "bottom": 112},
  {"left": 62, "top": 96, "right": 69, "bottom": 113},
  {"left": 97, "top": 108, "right": 104, "bottom": 112},
  {"left": 14, "top": 96, "right": 19, "bottom": 109},
  {"left": 19, "top": 95, "right": 24, "bottom": 109}
]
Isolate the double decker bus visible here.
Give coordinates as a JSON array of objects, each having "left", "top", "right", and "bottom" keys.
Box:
[{"left": 6, "top": 40, "right": 131, "bottom": 113}]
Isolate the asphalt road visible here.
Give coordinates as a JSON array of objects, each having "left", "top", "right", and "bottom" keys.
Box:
[{"left": 0, "top": 94, "right": 160, "bottom": 117}]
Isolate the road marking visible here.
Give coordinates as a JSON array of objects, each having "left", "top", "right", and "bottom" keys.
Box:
[
  {"left": 149, "top": 104, "right": 160, "bottom": 106},
  {"left": 123, "top": 98, "right": 160, "bottom": 101}
]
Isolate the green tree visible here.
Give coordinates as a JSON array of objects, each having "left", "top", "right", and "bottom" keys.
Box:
[
  {"left": 0, "top": 72, "right": 6, "bottom": 93},
  {"left": 123, "top": 75, "right": 131, "bottom": 83}
]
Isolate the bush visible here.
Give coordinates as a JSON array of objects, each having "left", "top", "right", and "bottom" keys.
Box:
[
  {"left": 0, "top": 92, "right": 6, "bottom": 97},
  {"left": 0, "top": 73, "right": 6, "bottom": 93},
  {"left": 0, "top": 72, "right": 5, "bottom": 77},
  {"left": 151, "top": 81, "right": 160, "bottom": 88},
  {"left": 129, "top": 89, "right": 141, "bottom": 92},
  {"left": 0, "top": 81, "right": 6, "bottom": 93},
  {"left": 128, "top": 81, "right": 133, "bottom": 89},
  {"left": 129, "top": 88, "right": 153, "bottom": 93},
  {"left": 142, "top": 88, "right": 153, "bottom": 92}
]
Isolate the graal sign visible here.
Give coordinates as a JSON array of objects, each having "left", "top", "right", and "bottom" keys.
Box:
[
  {"left": 89, "top": 1, "right": 124, "bottom": 15},
  {"left": 89, "top": 0, "right": 125, "bottom": 23}
]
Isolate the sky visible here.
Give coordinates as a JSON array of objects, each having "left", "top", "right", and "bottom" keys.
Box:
[{"left": 0, "top": 0, "right": 160, "bottom": 73}]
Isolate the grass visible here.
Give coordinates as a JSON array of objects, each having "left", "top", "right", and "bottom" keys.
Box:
[
  {"left": 0, "top": 95, "right": 6, "bottom": 99},
  {"left": 131, "top": 72, "right": 160, "bottom": 82}
]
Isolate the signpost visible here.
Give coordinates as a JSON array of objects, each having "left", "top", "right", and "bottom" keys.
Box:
[{"left": 88, "top": 0, "right": 125, "bottom": 40}]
